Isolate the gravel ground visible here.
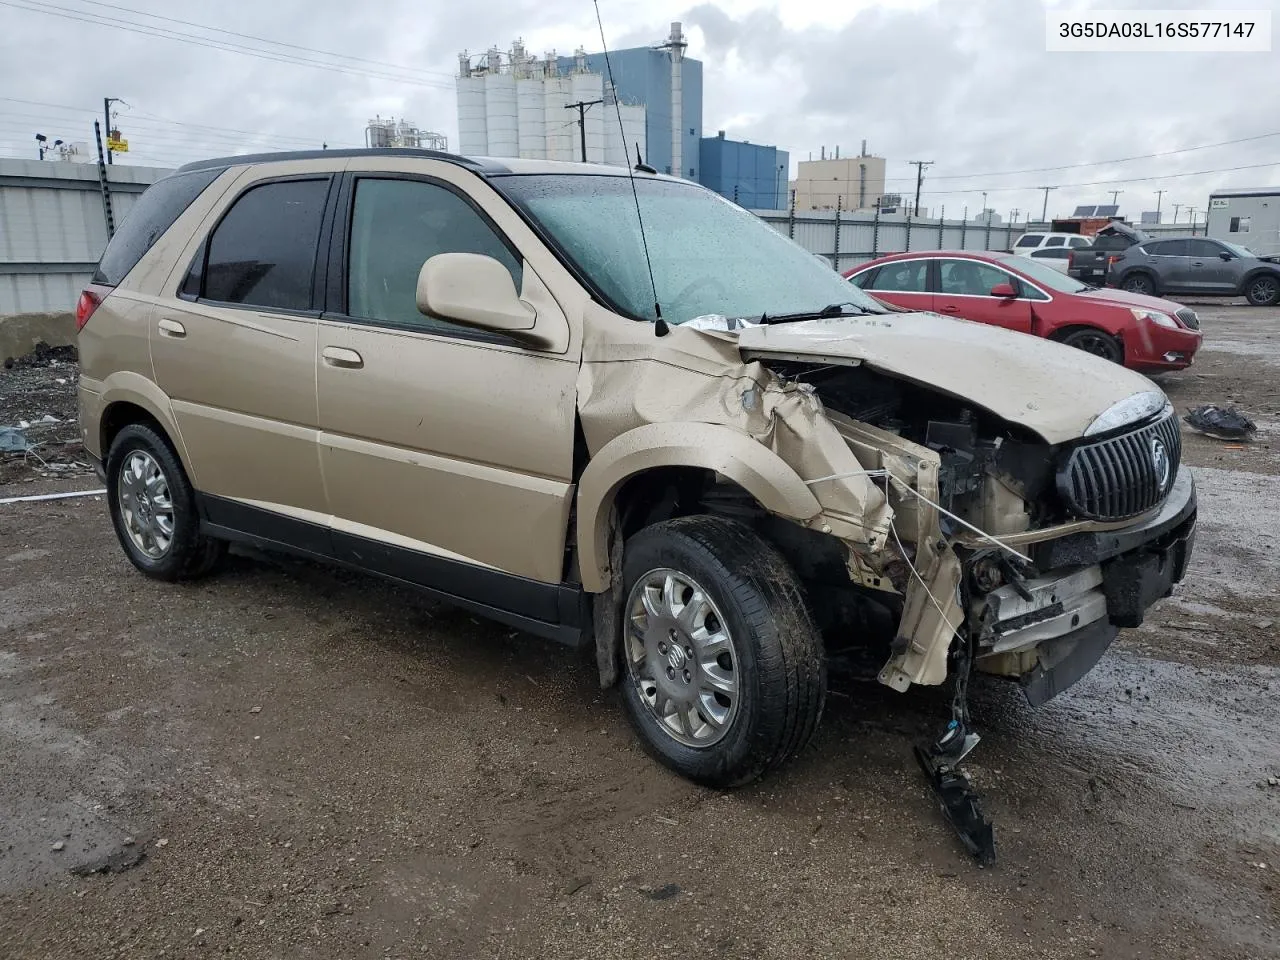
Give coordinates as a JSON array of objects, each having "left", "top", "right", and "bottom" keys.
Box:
[{"left": 1, "top": 305, "right": 1278, "bottom": 959}]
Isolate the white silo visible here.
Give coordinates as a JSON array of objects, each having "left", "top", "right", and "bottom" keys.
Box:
[
  {"left": 485, "top": 70, "right": 518, "bottom": 157},
  {"left": 456, "top": 74, "right": 488, "bottom": 155},
  {"left": 544, "top": 75, "right": 575, "bottom": 162},
  {"left": 570, "top": 71, "right": 604, "bottom": 162},
  {"left": 605, "top": 102, "right": 646, "bottom": 169},
  {"left": 517, "top": 76, "right": 546, "bottom": 159}
]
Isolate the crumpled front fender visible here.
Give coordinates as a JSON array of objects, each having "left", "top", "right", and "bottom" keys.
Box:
[{"left": 575, "top": 421, "right": 824, "bottom": 593}]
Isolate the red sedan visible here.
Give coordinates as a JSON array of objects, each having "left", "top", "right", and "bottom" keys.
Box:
[{"left": 843, "top": 251, "right": 1202, "bottom": 372}]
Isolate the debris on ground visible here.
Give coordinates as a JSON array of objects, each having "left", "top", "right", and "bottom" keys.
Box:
[
  {"left": 69, "top": 844, "right": 148, "bottom": 876},
  {"left": 1183, "top": 405, "right": 1258, "bottom": 441},
  {"left": 3, "top": 341, "right": 77, "bottom": 370},
  {"left": 0, "top": 344, "right": 92, "bottom": 484},
  {"left": 0, "top": 426, "right": 31, "bottom": 453}
]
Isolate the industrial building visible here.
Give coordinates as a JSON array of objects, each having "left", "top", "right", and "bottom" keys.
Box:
[
  {"left": 788, "top": 146, "right": 887, "bottom": 212},
  {"left": 364, "top": 116, "right": 447, "bottom": 151},
  {"left": 456, "top": 24, "right": 701, "bottom": 178},
  {"left": 699, "top": 131, "right": 789, "bottom": 210},
  {"left": 1206, "top": 187, "right": 1280, "bottom": 256}
]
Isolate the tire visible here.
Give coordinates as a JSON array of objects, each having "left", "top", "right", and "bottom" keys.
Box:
[
  {"left": 618, "top": 516, "right": 826, "bottom": 788},
  {"left": 1121, "top": 272, "right": 1156, "bottom": 296},
  {"left": 1244, "top": 273, "right": 1280, "bottom": 307},
  {"left": 106, "top": 422, "right": 225, "bottom": 581},
  {"left": 1060, "top": 328, "right": 1124, "bottom": 365}
]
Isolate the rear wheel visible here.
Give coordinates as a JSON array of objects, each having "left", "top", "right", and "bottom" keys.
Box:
[
  {"left": 619, "top": 516, "right": 826, "bottom": 788},
  {"left": 1121, "top": 273, "right": 1156, "bottom": 296},
  {"left": 1245, "top": 274, "right": 1280, "bottom": 306},
  {"left": 1060, "top": 328, "right": 1124, "bottom": 365},
  {"left": 106, "top": 423, "right": 225, "bottom": 581}
]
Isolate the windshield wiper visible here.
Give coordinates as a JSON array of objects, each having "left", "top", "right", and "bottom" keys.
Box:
[{"left": 759, "top": 301, "right": 875, "bottom": 324}]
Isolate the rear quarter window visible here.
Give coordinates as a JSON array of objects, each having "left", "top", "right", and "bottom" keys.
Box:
[
  {"left": 92, "top": 168, "right": 223, "bottom": 286},
  {"left": 1015, "top": 234, "right": 1044, "bottom": 249}
]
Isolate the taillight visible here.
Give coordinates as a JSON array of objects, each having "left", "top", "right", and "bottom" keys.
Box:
[
  {"left": 1068, "top": 252, "right": 1075, "bottom": 266},
  {"left": 75, "top": 288, "right": 103, "bottom": 331},
  {"left": 1106, "top": 255, "right": 1119, "bottom": 267}
]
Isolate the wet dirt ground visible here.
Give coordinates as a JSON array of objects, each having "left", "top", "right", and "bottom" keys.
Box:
[{"left": 1, "top": 304, "right": 1278, "bottom": 959}]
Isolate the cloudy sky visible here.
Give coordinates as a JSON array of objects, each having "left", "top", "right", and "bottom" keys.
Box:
[{"left": 1, "top": 0, "right": 1276, "bottom": 224}]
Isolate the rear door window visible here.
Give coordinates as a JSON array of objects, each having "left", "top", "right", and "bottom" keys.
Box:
[
  {"left": 1045, "top": 236, "right": 1066, "bottom": 247},
  {"left": 1145, "top": 240, "right": 1189, "bottom": 257},
  {"left": 93, "top": 167, "right": 222, "bottom": 285},
  {"left": 1031, "top": 248, "right": 1069, "bottom": 259},
  {"left": 868, "top": 260, "right": 929, "bottom": 292},
  {"left": 1068, "top": 236, "right": 1091, "bottom": 248},
  {"left": 198, "top": 179, "right": 330, "bottom": 311}
]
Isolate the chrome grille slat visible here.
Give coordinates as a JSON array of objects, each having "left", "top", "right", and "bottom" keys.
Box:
[
  {"left": 1060, "top": 412, "right": 1181, "bottom": 521},
  {"left": 1174, "top": 307, "right": 1200, "bottom": 331}
]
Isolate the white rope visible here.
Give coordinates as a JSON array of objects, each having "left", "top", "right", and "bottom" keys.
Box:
[
  {"left": 890, "top": 520, "right": 962, "bottom": 638},
  {"left": 804, "top": 465, "right": 1030, "bottom": 563},
  {"left": 0, "top": 488, "right": 106, "bottom": 505}
]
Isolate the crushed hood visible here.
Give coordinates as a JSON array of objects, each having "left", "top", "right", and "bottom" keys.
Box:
[{"left": 733, "top": 312, "right": 1158, "bottom": 444}]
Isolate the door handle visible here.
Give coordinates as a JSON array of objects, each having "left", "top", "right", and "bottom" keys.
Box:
[
  {"left": 322, "top": 346, "right": 364, "bottom": 369},
  {"left": 940, "top": 305, "right": 961, "bottom": 313},
  {"left": 1191, "top": 261, "right": 1204, "bottom": 267},
  {"left": 157, "top": 318, "right": 186, "bottom": 338}
]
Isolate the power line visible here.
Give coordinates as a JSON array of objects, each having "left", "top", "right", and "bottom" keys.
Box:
[
  {"left": 68, "top": 0, "right": 458, "bottom": 78},
  {"left": 0, "top": 0, "right": 457, "bottom": 89},
  {"left": 879, "top": 129, "right": 1280, "bottom": 183}
]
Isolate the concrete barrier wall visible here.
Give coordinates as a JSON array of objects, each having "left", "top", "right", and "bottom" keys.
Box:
[
  {"left": 0, "top": 158, "right": 173, "bottom": 317},
  {"left": 0, "top": 311, "right": 76, "bottom": 364}
]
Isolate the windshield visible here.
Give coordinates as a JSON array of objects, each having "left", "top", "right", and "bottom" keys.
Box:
[
  {"left": 494, "top": 174, "right": 887, "bottom": 324},
  {"left": 1001, "top": 254, "right": 1091, "bottom": 293},
  {"left": 1222, "top": 240, "right": 1255, "bottom": 258}
]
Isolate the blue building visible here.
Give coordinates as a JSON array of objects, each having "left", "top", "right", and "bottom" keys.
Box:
[
  {"left": 699, "top": 132, "right": 790, "bottom": 210},
  {"left": 557, "top": 23, "right": 703, "bottom": 180}
]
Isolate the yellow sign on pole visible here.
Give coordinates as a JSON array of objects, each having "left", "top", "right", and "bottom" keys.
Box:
[{"left": 107, "top": 137, "right": 129, "bottom": 153}]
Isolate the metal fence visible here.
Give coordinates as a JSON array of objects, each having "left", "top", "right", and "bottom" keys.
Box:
[
  {"left": 0, "top": 158, "right": 171, "bottom": 315},
  {"left": 752, "top": 205, "right": 1023, "bottom": 273},
  {"left": 750, "top": 204, "right": 1207, "bottom": 272}
]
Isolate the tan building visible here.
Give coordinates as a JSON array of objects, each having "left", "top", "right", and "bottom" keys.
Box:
[{"left": 788, "top": 152, "right": 887, "bottom": 212}]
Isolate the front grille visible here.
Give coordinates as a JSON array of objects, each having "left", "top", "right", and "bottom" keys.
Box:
[
  {"left": 1175, "top": 307, "right": 1200, "bottom": 330},
  {"left": 1059, "top": 413, "right": 1182, "bottom": 521}
]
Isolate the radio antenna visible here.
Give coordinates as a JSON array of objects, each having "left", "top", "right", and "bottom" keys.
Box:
[{"left": 593, "top": 0, "right": 667, "bottom": 335}]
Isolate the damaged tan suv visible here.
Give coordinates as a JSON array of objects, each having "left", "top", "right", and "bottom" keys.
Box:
[{"left": 78, "top": 151, "right": 1196, "bottom": 840}]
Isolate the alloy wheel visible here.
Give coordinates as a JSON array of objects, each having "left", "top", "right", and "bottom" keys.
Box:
[
  {"left": 1248, "top": 276, "right": 1278, "bottom": 305},
  {"left": 624, "top": 568, "right": 740, "bottom": 748},
  {"left": 118, "top": 450, "right": 175, "bottom": 559}
]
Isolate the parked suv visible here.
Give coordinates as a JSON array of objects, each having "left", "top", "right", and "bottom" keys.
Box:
[
  {"left": 1109, "top": 235, "right": 1280, "bottom": 305},
  {"left": 78, "top": 150, "right": 1197, "bottom": 800}
]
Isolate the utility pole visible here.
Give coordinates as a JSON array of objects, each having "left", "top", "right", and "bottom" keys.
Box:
[
  {"left": 1172, "top": 203, "right": 1183, "bottom": 223},
  {"left": 564, "top": 99, "right": 603, "bottom": 163},
  {"left": 1038, "top": 185, "right": 1057, "bottom": 224},
  {"left": 1108, "top": 189, "right": 1123, "bottom": 207},
  {"left": 103, "top": 97, "right": 124, "bottom": 164},
  {"left": 1010, "top": 208, "right": 1020, "bottom": 225},
  {"left": 1154, "top": 189, "right": 1166, "bottom": 222},
  {"left": 908, "top": 160, "right": 933, "bottom": 217},
  {"left": 981, "top": 190, "right": 988, "bottom": 222}
]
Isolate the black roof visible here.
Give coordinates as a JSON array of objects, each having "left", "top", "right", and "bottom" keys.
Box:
[{"left": 177, "top": 147, "right": 511, "bottom": 175}]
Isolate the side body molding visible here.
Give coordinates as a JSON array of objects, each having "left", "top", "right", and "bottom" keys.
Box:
[{"left": 575, "top": 421, "right": 824, "bottom": 593}]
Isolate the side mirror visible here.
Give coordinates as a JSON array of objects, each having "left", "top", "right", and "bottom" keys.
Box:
[
  {"left": 417, "top": 253, "right": 537, "bottom": 334},
  {"left": 1219, "top": 251, "right": 1234, "bottom": 261},
  {"left": 990, "top": 282, "right": 1017, "bottom": 298}
]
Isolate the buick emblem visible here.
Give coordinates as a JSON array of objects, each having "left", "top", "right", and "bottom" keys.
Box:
[{"left": 1151, "top": 437, "right": 1171, "bottom": 492}]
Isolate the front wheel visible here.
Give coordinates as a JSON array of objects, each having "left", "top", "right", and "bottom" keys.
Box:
[
  {"left": 1060, "top": 328, "right": 1124, "bottom": 365},
  {"left": 1245, "top": 274, "right": 1280, "bottom": 306},
  {"left": 106, "top": 423, "right": 225, "bottom": 581},
  {"left": 619, "top": 516, "right": 826, "bottom": 788}
]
